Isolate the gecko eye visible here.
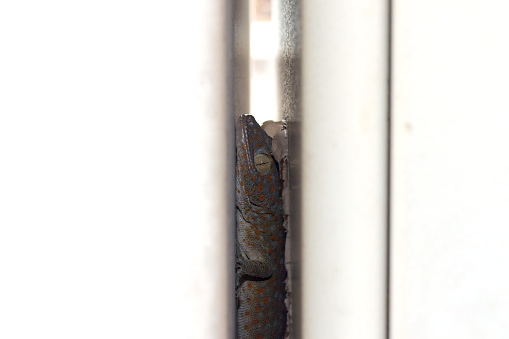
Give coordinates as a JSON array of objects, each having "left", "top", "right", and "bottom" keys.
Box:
[{"left": 254, "top": 154, "right": 272, "bottom": 174}]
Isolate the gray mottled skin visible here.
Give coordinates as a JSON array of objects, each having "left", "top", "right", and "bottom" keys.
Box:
[{"left": 236, "top": 115, "right": 287, "bottom": 339}]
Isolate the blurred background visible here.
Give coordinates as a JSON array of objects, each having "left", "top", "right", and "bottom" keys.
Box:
[
  {"left": 3, "top": 1, "right": 509, "bottom": 338},
  {"left": 250, "top": 0, "right": 280, "bottom": 122}
]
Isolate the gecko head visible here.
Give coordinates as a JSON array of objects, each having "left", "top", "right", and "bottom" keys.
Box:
[{"left": 236, "top": 115, "right": 280, "bottom": 210}]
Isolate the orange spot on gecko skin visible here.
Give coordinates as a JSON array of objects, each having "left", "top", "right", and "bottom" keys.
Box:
[
  {"left": 268, "top": 196, "right": 274, "bottom": 202},
  {"left": 262, "top": 222, "right": 268, "bottom": 228},
  {"left": 256, "top": 142, "right": 261, "bottom": 147},
  {"left": 242, "top": 165, "right": 245, "bottom": 170},
  {"left": 254, "top": 335, "right": 263, "bottom": 339},
  {"left": 270, "top": 185, "right": 274, "bottom": 192},
  {"left": 240, "top": 181, "right": 244, "bottom": 186},
  {"left": 251, "top": 216, "right": 257, "bottom": 221},
  {"left": 254, "top": 134, "right": 259, "bottom": 139},
  {"left": 241, "top": 153, "right": 245, "bottom": 158},
  {"left": 262, "top": 297, "right": 268, "bottom": 303},
  {"left": 252, "top": 175, "right": 256, "bottom": 181},
  {"left": 245, "top": 311, "right": 250, "bottom": 316},
  {"left": 252, "top": 318, "right": 259, "bottom": 324},
  {"left": 237, "top": 189, "right": 240, "bottom": 193},
  {"left": 257, "top": 183, "right": 262, "bottom": 191},
  {"left": 256, "top": 287, "right": 264, "bottom": 293},
  {"left": 264, "top": 316, "right": 269, "bottom": 322},
  {"left": 267, "top": 175, "right": 272, "bottom": 181},
  {"left": 245, "top": 173, "right": 248, "bottom": 178},
  {"left": 247, "top": 298, "right": 252, "bottom": 302},
  {"left": 244, "top": 325, "right": 250, "bottom": 330},
  {"left": 255, "top": 306, "right": 261, "bottom": 312},
  {"left": 258, "top": 194, "right": 264, "bottom": 201},
  {"left": 255, "top": 229, "right": 260, "bottom": 235},
  {"left": 248, "top": 282, "right": 252, "bottom": 288}
]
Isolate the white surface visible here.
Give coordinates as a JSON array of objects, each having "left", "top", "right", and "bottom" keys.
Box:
[
  {"left": 392, "top": 1, "right": 509, "bottom": 338},
  {"left": 250, "top": 19, "right": 281, "bottom": 122},
  {"left": 0, "top": 2, "right": 233, "bottom": 338},
  {"left": 301, "top": 1, "right": 388, "bottom": 338},
  {"left": 250, "top": 21, "right": 279, "bottom": 60}
]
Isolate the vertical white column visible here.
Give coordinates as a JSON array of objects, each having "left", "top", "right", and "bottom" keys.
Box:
[
  {"left": 0, "top": 2, "right": 234, "bottom": 338},
  {"left": 300, "top": 1, "right": 388, "bottom": 338},
  {"left": 392, "top": 1, "right": 509, "bottom": 338}
]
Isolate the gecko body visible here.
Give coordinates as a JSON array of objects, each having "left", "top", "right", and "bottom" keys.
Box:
[{"left": 235, "top": 114, "right": 287, "bottom": 339}]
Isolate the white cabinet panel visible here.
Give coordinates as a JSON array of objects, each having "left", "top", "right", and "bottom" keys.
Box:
[
  {"left": 0, "top": 2, "right": 234, "bottom": 338},
  {"left": 393, "top": 1, "right": 509, "bottom": 338},
  {"left": 300, "top": 1, "right": 388, "bottom": 338}
]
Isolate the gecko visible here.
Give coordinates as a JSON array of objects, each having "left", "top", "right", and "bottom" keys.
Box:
[{"left": 235, "top": 114, "right": 287, "bottom": 339}]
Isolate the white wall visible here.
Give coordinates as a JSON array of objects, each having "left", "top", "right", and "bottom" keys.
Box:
[
  {"left": 300, "top": 0, "right": 388, "bottom": 338},
  {"left": 392, "top": 1, "right": 509, "bottom": 338},
  {"left": 0, "top": 2, "right": 234, "bottom": 338}
]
